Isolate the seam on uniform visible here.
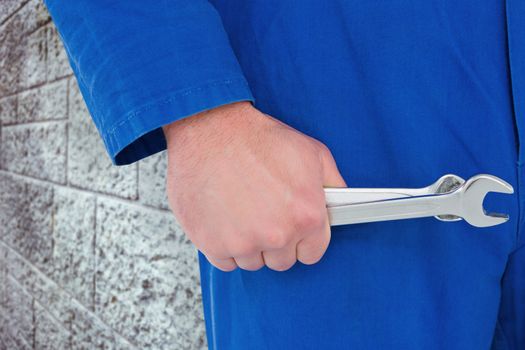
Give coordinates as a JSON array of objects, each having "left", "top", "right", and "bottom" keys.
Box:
[
  {"left": 102, "top": 77, "right": 249, "bottom": 138},
  {"left": 511, "top": 228, "right": 525, "bottom": 253},
  {"left": 505, "top": 0, "right": 524, "bottom": 251},
  {"left": 495, "top": 241, "right": 525, "bottom": 349},
  {"left": 515, "top": 162, "right": 525, "bottom": 251},
  {"left": 494, "top": 318, "right": 511, "bottom": 350}
]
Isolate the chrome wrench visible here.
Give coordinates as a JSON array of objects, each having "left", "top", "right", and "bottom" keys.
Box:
[
  {"left": 324, "top": 174, "right": 513, "bottom": 227},
  {"left": 325, "top": 174, "right": 465, "bottom": 222}
]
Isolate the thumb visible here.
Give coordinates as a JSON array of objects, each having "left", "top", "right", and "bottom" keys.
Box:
[{"left": 319, "top": 143, "right": 348, "bottom": 188}]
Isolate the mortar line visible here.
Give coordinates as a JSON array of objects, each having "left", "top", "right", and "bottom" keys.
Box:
[
  {"left": 4, "top": 268, "right": 72, "bottom": 336},
  {"left": 0, "top": 170, "right": 171, "bottom": 215},
  {"left": 31, "top": 297, "right": 36, "bottom": 349},
  {"left": 0, "top": 240, "right": 139, "bottom": 349},
  {"left": 0, "top": 317, "right": 33, "bottom": 350},
  {"left": 2, "top": 273, "right": 39, "bottom": 347},
  {"left": 93, "top": 195, "right": 97, "bottom": 313},
  {"left": 43, "top": 21, "right": 49, "bottom": 90},
  {"left": 0, "top": 0, "right": 31, "bottom": 27},
  {"left": 0, "top": 74, "right": 73, "bottom": 100},
  {"left": 24, "top": 17, "right": 52, "bottom": 37},
  {"left": 0, "top": 169, "right": 67, "bottom": 187},
  {"left": 33, "top": 297, "right": 71, "bottom": 334},
  {"left": 65, "top": 77, "right": 70, "bottom": 186},
  {"left": 5, "top": 266, "right": 131, "bottom": 347},
  {"left": 1, "top": 325, "right": 31, "bottom": 349},
  {"left": 0, "top": 124, "right": 2, "bottom": 170},
  {"left": 2, "top": 117, "right": 67, "bottom": 127},
  {"left": 3, "top": 260, "right": 75, "bottom": 335}
]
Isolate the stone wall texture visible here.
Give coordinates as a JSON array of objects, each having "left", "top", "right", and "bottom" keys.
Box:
[{"left": 0, "top": 1, "right": 207, "bottom": 349}]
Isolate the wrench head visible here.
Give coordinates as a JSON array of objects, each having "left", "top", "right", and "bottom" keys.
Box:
[
  {"left": 433, "top": 174, "right": 465, "bottom": 222},
  {"left": 459, "top": 174, "right": 514, "bottom": 227}
]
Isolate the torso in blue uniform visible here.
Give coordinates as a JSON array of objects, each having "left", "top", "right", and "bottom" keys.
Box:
[{"left": 201, "top": 1, "right": 525, "bottom": 349}]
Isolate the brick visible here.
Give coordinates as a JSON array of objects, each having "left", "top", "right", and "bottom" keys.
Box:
[
  {"left": 17, "top": 78, "right": 67, "bottom": 123},
  {"left": 4, "top": 242, "right": 74, "bottom": 326},
  {"left": 34, "top": 301, "right": 71, "bottom": 350},
  {"left": 46, "top": 23, "right": 72, "bottom": 80},
  {"left": 0, "top": 121, "right": 66, "bottom": 183},
  {"left": 0, "top": 95, "right": 17, "bottom": 124},
  {"left": 68, "top": 79, "right": 138, "bottom": 198},
  {"left": 0, "top": 329, "right": 32, "bottom": 350},
  {"left": 139, "top": 150, "right": 169, "bottom": 210},
  {"left": 5, "top": 274, "right": 34, "bottom": 347},
  {"left": 9, "top": 0, "right": 50, "bottom": 35},
  {"left": 95, "top": 198, "right": 205, "bottom": 349},
  {"left": 0, "top": 309, "right": 9, "bottom": 348},
  {"left": 2, "top": 212, "right": 133, "bottom": 350},
  {"left": 0, "top": 19, "right": 24, "bottom": 96},
  {"left": 1, "top": 197, "right": 74, "bottom": 325},
  {"left": 50, "top": 187, "right": 96, "bottom": 308},
  {"left": 2, "top": 243, "right": 33, "bottom": 291},
  {"left": 18, "top": 23, "right": 47, "bottom": 90},
  {"left": 0, "top": 1, "right": 207, "bottom": 345},
  {"left": 0, "top": 173, "right": 54, "bottom": 270},
  {"left": 0, "top": 0, "right": 50, "bottom": 96},
  {"left": 69, "top": 299, "right": 137, "bottom": 350}
]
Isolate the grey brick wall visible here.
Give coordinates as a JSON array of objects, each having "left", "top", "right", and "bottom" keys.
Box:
[{"left": 0, "top": 1, "right": 207, "bottom": 349}]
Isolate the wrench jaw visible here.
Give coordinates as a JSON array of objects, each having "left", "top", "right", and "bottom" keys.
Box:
[{"left": 458, "top": 174, "right": 514, "bottom": 228}]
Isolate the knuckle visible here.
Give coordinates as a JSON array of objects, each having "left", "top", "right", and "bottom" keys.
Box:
[
  {"left": 315, "top": 140, "right": 331, "bottom": 156},
  {"left": 293, "top": 204, "right": 325, "bottom": 231},
  {"left": 264, "top": 230, "right": 290, "bottom": 250}
]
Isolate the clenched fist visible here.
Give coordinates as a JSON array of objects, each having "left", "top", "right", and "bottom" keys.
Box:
[{"left": 162, "top": 101, "right": 347, "bottom": 272}]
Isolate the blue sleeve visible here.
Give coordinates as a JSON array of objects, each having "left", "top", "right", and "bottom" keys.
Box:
[{"left": 44, "top": 0, "right": 255, "bottom": 165}]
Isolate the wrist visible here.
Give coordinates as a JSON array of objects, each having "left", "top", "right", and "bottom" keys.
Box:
[{"left": 162, "top": 101, "right": 254, "bottom": 145}]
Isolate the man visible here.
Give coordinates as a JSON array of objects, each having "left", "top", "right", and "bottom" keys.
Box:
[{"left": 44, "top": 1, "right": 524, "bottom": 349}]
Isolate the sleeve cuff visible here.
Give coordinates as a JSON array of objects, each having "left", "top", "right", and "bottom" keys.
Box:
[{"left": 102, "top": 77, "right": 255, "bottom": 165}]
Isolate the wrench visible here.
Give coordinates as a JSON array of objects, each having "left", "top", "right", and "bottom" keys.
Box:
[
  {"left": 324, "top": 174, "right": 464, "bottom": 221},
  {"left": 324, "top": 174, "right": 513, "bottom": 227}
]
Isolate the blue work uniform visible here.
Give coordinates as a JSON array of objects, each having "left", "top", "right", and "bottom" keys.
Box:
[{"left": 44, "top": 1, "right": 525, "bottom": 349}]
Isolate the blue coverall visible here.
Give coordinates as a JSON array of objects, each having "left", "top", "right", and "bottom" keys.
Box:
[{"left": 44, "top": 1, "right": 525, "bottom": 349}]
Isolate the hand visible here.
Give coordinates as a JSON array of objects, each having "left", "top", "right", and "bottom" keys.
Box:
[{"left": 162, "top": 101, "right": 347, "bottom": 272}]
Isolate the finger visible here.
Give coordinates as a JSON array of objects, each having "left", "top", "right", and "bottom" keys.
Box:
[
  {"left": 296, "top": 215, "right": 331, "bottom": 265},
  {"left": 234, "top": 253, "right": 266, "bottom": 271},
  {"left": 318, "top": 144, "right": 347, "bottom": 187},
  {"left": 262, "top": 243, "right": 298, "bottom": 271},
  {"left": 205, "top": 255, "right": 238, "bottom": 272}
]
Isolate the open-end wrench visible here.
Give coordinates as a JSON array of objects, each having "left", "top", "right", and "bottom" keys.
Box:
[{"left": 324, "top": 174, "right": 513, "bottom": 227}]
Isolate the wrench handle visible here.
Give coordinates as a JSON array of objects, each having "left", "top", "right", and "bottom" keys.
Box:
[
  {"left": 324, "top": 187, "right": 434, "bottom": 207},
  {"left": 327, "top": 193, "right": 457, "bottom": 226}
]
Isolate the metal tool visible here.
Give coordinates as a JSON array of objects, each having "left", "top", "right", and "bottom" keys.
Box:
[{"left": 324, "top": 174, "right": 513, "bottom": 227}]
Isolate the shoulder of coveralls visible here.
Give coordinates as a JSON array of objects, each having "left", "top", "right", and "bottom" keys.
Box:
[{"left": 43, "top": 0, "right": 255, "bottom": 165}]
